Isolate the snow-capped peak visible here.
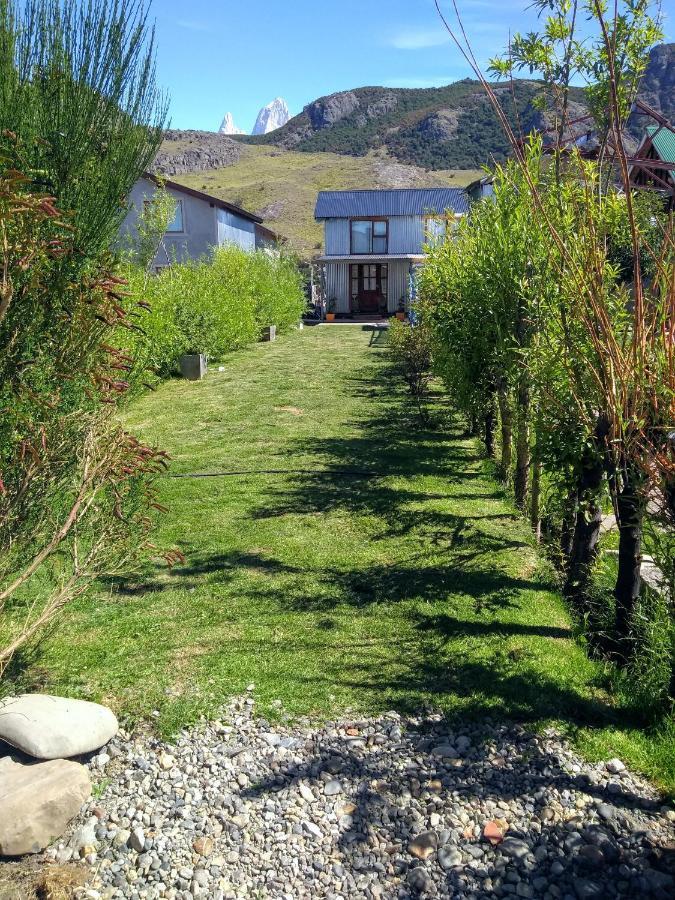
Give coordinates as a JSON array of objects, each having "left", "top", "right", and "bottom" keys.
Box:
[
  {"left": 219, "top": 112, "right": 245, "bottom": 135},
  {"left": 252, "top": 98, "right": 291, "bottom": 135}
]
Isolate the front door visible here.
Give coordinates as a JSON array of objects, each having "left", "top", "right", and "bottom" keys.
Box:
[{"left": 350, "top": 263, "right": 388, "bottom": 314}]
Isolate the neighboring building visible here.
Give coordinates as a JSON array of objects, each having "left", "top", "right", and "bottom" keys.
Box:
[
  {"left": 120, "top": 174, "right": 277, "bottom": 269},
  {"left": 466, "top": 175, "right": 495, "bottom": 204},
  {"left": 314, "top": 188, "right": 469, "bottom": 316},
  {"left": 629, "top": 124, "right": 675, "bottom": 210}
]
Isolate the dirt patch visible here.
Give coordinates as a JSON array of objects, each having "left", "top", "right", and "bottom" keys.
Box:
[
  {"left": 0, "top": 862, "right": 86, "bottom": 900},
  {"left": 274, "top": 406, "right": 303, "bottom": 416}
]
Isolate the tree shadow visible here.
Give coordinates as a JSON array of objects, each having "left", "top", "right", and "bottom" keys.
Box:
[{"left": 236, "top": 717, "right": 673, "bottom": 898}]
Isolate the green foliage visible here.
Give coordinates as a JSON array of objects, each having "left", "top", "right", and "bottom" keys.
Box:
[
  {"left": 0, "top": 0, "right": 167, "bottom": 254},
  {"left": 421, "top": 133, "right": 674, "bottom": 707},
  {"left": 123, "top": 247, "right": 305, "bottom": 385},
  {"left": 0, "top": 0, "right": 169, "bottom": 673},
  {"left": 240, "top": 80, "right": 587, "bottom": 171},
  {"left": 0, "top": 164, "right": 169, "bottom": 674},
  {"left": 122, "top": 184, "right": 176, "bottom": 270},
  {"left": 388, "top": 317, "right": 433, "bottom": 421}
]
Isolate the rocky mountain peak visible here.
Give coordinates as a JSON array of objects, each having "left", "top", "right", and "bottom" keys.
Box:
[
  {"left": 252, "top": 98, "right": 291, "bottom": 135},
  {"left": 219, "top": 112, "right": 245, "bottom": 136}
]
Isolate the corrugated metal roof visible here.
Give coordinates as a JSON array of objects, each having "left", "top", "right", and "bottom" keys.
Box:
[
  {"left": 316, "top": 254, "right": 426, "bottom": 262},
  {"left": 315, "top": 188, "right": 469, "bottom": 219},
  {"left": 646, "top": 125, "right": 675, "bottom": 181}
]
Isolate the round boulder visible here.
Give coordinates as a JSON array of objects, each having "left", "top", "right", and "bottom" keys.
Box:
[{"left": 0, "top": 694, "right": 118, "bottom": 759}]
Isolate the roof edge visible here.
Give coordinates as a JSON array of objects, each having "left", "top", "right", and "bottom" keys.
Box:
[{"left": 142, "top": 172, "right": 263, "bottom": 224}]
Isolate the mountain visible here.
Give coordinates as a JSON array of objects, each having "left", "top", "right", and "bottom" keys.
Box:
[
  {"left": 239, "top": 44, "right": 674, "bottom": 170},
  {"left": 156, "top": 44, "right": 674, "bottom": 255},
  {"left": 252, "top": 98, "right": 291, "bottom": 135},
  {"left": 153, "top": 130, "right": 241, "bottom": 176},
  {"left": 240, "top": 79, "right": 589, "bottom": 170},
  {"left": 629, "top": 42, "right": 675, "bottom": 138},
  {"left": 219, "top": 112, "right": 245, "bottom": 135}
]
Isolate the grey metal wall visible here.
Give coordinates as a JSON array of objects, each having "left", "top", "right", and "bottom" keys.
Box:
[
  {"left": 323, "top": 216, "right": 425, "bottom": 256},
  {"left": 217, "top": 208, "right": 256, "bottom": 251},
  {"left": 389, "top": 216, "right": 425, "bottom": 254},
  {"left": 325, "top": 262, "right": 350, "bottom": 313},
  {"left": 387, "top": 260, "right": 410, "bottom": 312},
  {"left": 324, "top": 219, "right": 350, "bottom": 255}
]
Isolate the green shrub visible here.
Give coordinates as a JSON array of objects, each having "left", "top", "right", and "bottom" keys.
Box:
[
  {"left": 388, "top": 317, "right": 433, "bottom": 422},
  {"left": 124, "top": 246, "right": 305, "bottom": 387}
]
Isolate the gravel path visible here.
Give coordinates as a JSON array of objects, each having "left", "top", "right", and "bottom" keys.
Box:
[{"left": 49, "top": 695, "right": 674, "bottom": 900}]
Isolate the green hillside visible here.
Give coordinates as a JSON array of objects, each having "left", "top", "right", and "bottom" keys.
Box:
[
  {"left": 173, "top": 144, "right": 482, "bottom": 257},
  {"left": 239, "top": 80, "right": 589, "bottom": 170}
]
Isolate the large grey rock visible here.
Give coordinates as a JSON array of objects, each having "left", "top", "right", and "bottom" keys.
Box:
[
  {"left": 0, "top": 694, "right": 118, "bottom": 759},
  {"left": 0, "top": 756, "right": 91, "bottom": 855}
]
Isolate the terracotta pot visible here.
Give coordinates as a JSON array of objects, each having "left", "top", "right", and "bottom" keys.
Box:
[
  {"left": 396, "top": 312, "right": 405, "bottom": 321},
  {"left": 326, "top": 312, "right": 336, "bottom": 321}
]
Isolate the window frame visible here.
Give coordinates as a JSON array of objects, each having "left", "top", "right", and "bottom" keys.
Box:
[
  {"left": 165, "top": 198, "right": 185, "bottom": 234},
  {"left": 424, "top": 213, "right": 463, "bottom": 245},
  {"left": 349, "top": 217, "right": 388, "bottom": 255}
]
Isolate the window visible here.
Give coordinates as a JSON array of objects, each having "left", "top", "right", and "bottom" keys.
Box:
[
  {"left": 424, "top": 215, "right": 462, "bottom": 246},
  {"left": 350, "top": 219, "right": 388, "bottom": 254},
  {"left": 424, "top": 216, "right": 446, "bottom": 245},
  {"left": 166, "top": 199, "right": 184, "bottom": 233}
]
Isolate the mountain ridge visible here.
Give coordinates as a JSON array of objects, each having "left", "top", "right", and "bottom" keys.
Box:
[{"left": 236, "top": 44, "right": 673, "bottom": 170}]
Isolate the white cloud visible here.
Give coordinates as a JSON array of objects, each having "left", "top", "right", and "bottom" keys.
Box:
[
  {"left": 382, "top": 75, "right": 459, "bottom": 88},
  {"left": 175, "top": 19, "right": 210, "bottom": 33},
  {"left": 388, "top": 27, "right": 451, "bottom": 50}
]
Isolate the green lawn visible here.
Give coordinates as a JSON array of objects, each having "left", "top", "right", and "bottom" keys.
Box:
[{"left": 9, "top": 326, "right": 674, "bottom": 793}]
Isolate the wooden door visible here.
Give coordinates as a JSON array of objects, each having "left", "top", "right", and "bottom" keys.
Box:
[{"left": 350, "top": 264, "right": 388, "bottom": 314}]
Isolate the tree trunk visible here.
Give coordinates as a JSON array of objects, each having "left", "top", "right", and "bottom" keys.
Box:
[
  {"left": 560, "top": 488, "right": 577, "bottom": 560},
  {"left": 613, "top": 468, "right": 644, "bottom": 664},
  {"left": 514, "top": 376, "right": 530, "bottom": 509},
  {"left": 563, "top": 415, "right": 610, "bottom": 613},
  {"left": 496, "top": 378, "right": 513, "bottom": 481},
  {"left": 530, "top": 455, "right": 542, "bottom": 542},
  {"left": 484, "top": 407, "right": 495, "bottom": 458}
]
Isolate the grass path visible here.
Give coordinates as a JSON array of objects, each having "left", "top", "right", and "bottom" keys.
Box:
[{"left": 13, "top": 326, "right": 674, "bottom": 792}]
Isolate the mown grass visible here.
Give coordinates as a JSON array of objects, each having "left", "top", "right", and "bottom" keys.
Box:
[
  {"left": 172, "top": 145, "right": 482, "bottom": 256},
  {"left": 7, "top": 326, "right": 674, "bottom": 794}
]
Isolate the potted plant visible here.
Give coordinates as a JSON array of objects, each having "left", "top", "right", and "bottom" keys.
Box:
[
  {"left": 326, "top": 298, "right": 337, "bottom": 322},
  {"left": 395, "top": 298, "right": 406, "bottom": 321}
]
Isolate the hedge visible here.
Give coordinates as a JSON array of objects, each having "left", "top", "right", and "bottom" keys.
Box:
[{"left": 123, "top": 246, "right": 305, "bottom": 387}]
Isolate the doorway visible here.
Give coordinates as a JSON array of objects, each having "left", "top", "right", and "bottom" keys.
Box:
[{"left": 350, "top": 263, "right": 388, "bottom": 315}]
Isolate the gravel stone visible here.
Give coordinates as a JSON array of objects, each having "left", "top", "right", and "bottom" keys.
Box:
[{"left": 44, "top": 698, "right": 674, "bottom": 899}]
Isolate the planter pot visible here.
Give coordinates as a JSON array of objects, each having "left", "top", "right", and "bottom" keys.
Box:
[
  {"left": 395, "top": 312, "right": 406, "bottom": 321},
  {"left": 261, "top": 325, "right": 276, "bottom": 342},
  {"left": 326, "top": 312, "right": 336, "bottom": 322},
  {"left": 179, "top": 353, "right": 207, "bottom": 381}
]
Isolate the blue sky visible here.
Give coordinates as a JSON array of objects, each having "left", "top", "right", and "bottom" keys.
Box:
[{"left": 151, "top": 0, "right": 675, "bottom": 132}]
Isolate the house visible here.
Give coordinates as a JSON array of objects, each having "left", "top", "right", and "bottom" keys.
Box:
[
  {"left": 314, "top": 188, "right": 469, "bottom": 317},
  {"left": 466, "top": 175, "right": 495, "bottom": 204},
  {"left": 629, "top": 124, "right": 675, "bottom": 210},
  {"left": 120, "top": 174, "right": 278, "bottom": 269}
]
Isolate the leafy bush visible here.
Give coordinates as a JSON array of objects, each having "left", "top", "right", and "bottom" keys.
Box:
[
  {"left": 124, "top": 246, "right": 305, "bottom": 385},
  {"left": 0, "top": 0, "right": 169, "bottom": 674},
  {"left": 388, "top": 317, "right": 433, "bottom": 422}
]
